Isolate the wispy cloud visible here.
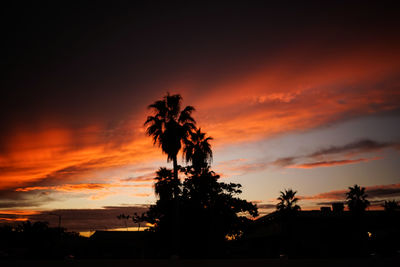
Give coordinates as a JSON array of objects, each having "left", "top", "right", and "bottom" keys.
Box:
[
  {"left": 121, "top": 173, "right": 155, "bottom": 182},
  {"left": 272, "top": 139, "right": 398, "bottom": 169},
  {"left": 309, "top": 139, "right": 396, "bottom": 158},
  {"left": 289, "top": 157, "right": 380, "bottom": 169},
  {"left": 301, "top": 183, "right": 400, "bottom": 201},
  {"left": 215, "top": 139, "right": 396, "bottom": 178},
  {"left": 15, "top": 183, "right": 141, "bottom": 192}
]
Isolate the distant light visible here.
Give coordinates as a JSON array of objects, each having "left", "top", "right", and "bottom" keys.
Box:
[{"left": 367, "top": 231, "right": 372, "bottom": 238}]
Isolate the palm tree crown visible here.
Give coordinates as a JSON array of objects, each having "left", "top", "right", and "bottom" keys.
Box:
[
  {"left": 346, "top": 184, "right": 370, "bottom": 213},
  {"left": 144, "top": 93, "right": 196, "bottom": 180},
  {"left": 276, "top": 189, "right": 301, "bottom": 213},
  {"left": 154, "top": 167, "right": 179, "bottom": 200},
  {"left": 183, "top": 128, "right": 213, "bottom": 173}
]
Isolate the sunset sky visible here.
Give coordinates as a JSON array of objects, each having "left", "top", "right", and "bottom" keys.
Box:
[{"left": 1, "top": 1, "right": 400, "bottom": 233}]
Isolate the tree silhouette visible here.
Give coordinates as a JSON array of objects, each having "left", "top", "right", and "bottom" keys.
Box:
[
  {"left": 144, "top": 93, "right": 196, "bottom": 256},
  {"left": 132, "top": 212, "right": 146, "bottom": 231},
  {"left": 276, "top": 189, "right": 301, "bottom": 213},
  {"left": 143, "top": 94, "right": 258, "bottom": 257},
  {"left": 116, "top": 214, "right": 130, "bottom": 231},
  {"left": 144, "top": 93, "right": 196, "bottom": 185},
  {"left": 181, "top": 169, "right": 258, "bottom": 256},
  {"left": 145, "top": 167, "right": 258, "bottom": 257},
  {"left": 383, "top": 200, "right": 399, "bottom": 212},
  {"left": 346, "top": 184, "right": 370, "bottom": 213},
  {"left": 183, "top": 128, "right": 213, "bottom": 174},
  {"left": 154, "top": 167, "right": 178, "bottom": 201}
]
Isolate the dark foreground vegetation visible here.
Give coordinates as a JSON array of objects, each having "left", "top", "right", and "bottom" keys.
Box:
[
  {"left": 1, "top": 258, "right": 400, "bottom": 267},
  {"left": 1, "top": 94, "right": 399, "bottom": 263}
]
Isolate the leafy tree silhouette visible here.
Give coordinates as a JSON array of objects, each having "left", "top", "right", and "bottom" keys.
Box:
[
  {"left": 276, "top": 189, "right": 301, "bottom": 213},
  {"left": 346, "top": 184, "right": 370, "bottom": 213}
]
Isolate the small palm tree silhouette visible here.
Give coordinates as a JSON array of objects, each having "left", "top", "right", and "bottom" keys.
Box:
[
  {"left": 276, "top": 189, "right": 301, "bottom": 213},
  {"left": 117, "top": 214, "right": 130, "bottom": 231},
  {"left": 154, "top": 167, "right": 177, "bottom": 200},
  {"left": 183, "top": 128, "right": 213, "bottom": 174},
  {"left": 346, "top": 184, "right": 370, "bottom": 213}
]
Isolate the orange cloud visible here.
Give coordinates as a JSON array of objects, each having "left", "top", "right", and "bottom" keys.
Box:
[
  {"left": 131, "top": 193, "right": 151, "bottom": 197},
  {"left": 89, "top": 191, "right": 117, "bottom": 200},
  {"left": 1, "top": 40, "right": 400, "bottom": 211},
  {"left": 190, "top": 43, "right": 400, "bottom": 145},
  {"left": 0, "top": 121, "right": 162, "bottom": 191},
  {"left": 15, "top": 183, "right": 143, "bottom": 192},
  {"left": 0, "top": 217, "right": 28, "bottom": 222},
  {"left": 0, "top": 210, "right": 40, "bottom": 216}
]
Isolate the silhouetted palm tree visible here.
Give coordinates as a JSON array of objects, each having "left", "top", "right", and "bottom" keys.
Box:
[
  {"left": 132, "top": 212, "right": 146, "bottom": 231},
  {"left": 144, "top": 93, "right": 196, "bottom": 190},
  {"left": 154, "top": 167, "right": 177, "bottom": 201},
  {"left": 117, "top": 214, "right": 130, "bottom": 231},
  {"left": 144, "top": 94, "right": 196, "bottom": 256},
  {"left": 346, "top": 184, "right": 370, "bottom": 213},
  {"left": 183, "top": 128, "right": 213, "bottom": 174},
  {"left": 276, "top": 189, "right": 301, "bottom": 213}
]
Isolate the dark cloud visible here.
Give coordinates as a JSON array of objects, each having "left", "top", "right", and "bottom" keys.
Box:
[
  {"left": 271, "top": 157, "right": 296, "bottom": 168},
  {"left": 26, "top": 206, "right": 149, "bottom": 232},
  {"left": 271, "top": 139, "right": 398, "bottom": 169},
  {"left": 302, "top": 183, "right": 400, "bottom": 201},
  {"left": 291, "top": 158, "right": 374, "bottom": 169},
  {"left": 122, "top": 173, "right": 155, "bottom": 182},
  {"left": 226, "top": 139, "right": 396, "bottom": 175},
  {"left": 2, "top": 1, "right": 400, "bottom": 138},
  {"left": 257, "top": 204, "right": 276, "bottom": 210},
  {"left": 367, "top": 186, "right": 400, "bottom": 199},
  {"left": 309, "top": 139, "right": 394, "bottom": 158},
  {"left": 0, "top": 189, "right": 55, "bottom": 209},
  {"left": 315, "top": 201, "right": 345, "bottom": 206}
]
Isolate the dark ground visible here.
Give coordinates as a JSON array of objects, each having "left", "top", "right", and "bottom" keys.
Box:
[{"left": 1, "top": 257, "right": 400, "bottom": 267}]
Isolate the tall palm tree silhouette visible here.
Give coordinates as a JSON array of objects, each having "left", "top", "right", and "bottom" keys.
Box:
[
  {"left": 276, "top": 189, "right": 301, "bottom": 213},
  {"left": 144, "top": 93, "right": 196, "bottom": 189},
  {"left": 346, "top": 184, "right": 370, "bottom": 213},
  {"left": 144, "top": 93, "right": 196, "bottom": 256},
  {"left": 183, "top": 128, "right": 213, "bottom": 174}
]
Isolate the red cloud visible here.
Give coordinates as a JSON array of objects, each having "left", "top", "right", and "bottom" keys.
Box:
[
  {"left": 15, "top": 183, "right": 142, "bottom": 192},
  {"left": 289, "top": 157, "right": 380, "bottom": 169},
  {"left": 1, "top": 39, "right": 400, "bottom": 210}
]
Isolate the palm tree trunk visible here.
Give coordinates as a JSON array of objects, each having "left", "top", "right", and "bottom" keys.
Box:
[
  {"left": 172, "top": 155, "right": 180, "bottom": 256},
  {"left": 173, "top": 156, "right": 178, "bottom": 186}
]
